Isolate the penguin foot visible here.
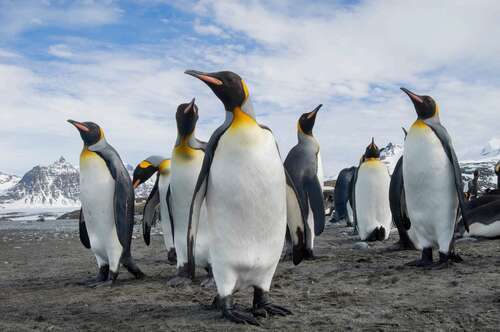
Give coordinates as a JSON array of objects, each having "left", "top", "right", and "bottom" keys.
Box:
[
  {"left": 221, "top": 296, "right": 260, "bottom": 326},
  {"left": 252, "top": 287, "right": 293, "bottom": 318},
  {"left": 449, "top": 252, "right": 464, "bottom": 263},
  {"left": 406, "top": 248, "right": 433, "bottom": 267},
  {"left": 304, "top": 249, "right": 316, "bottom": 260},
  {"left": 121, "top": 256, "right": 145, "bottom": 279},
  {"left": 78, "top": 265, "right": 109, "bottom": 286},
  {"left": 431, "top": 252, "right": 458, "bottom": 270},
  {"left": 200, "top": 276, "right": 216, "bottom": 289},
  {"left": 167, "top": 248, "right": 177, "bottom": 265},
  {"left": 166, "top": 275, "right": 192, "bottom": 287},
  {"left": 89, "top": 271, "right": 118, "bottom": 288}
]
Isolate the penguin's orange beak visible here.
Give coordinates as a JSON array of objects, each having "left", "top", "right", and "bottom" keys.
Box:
[
  {"left": 67, "top": 120, "right": 89, "bottom": 132},
  {"left": 133, "top": 179, "right": 141, "bottom": 189},
  {"left": 400, "top": 87, "right": 423, "bottom": 104}
]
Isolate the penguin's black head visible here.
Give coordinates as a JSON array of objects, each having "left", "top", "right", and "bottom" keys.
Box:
[
  {"left": 401, "top": 88, "right": 437, "bottom": 119},
  {"left": 298, "top": 104, "right": 322, "bottom": 136},
  {"left": 474, "top": 169, "right": 480, "bottom": 178},
  {"left": 364, "top": 138, "right": 380, "bottom": 159},
  {"left": 184, "top": 70, "right": 247, "bottom": 111},
  {"left": 132, "top": 160, "right": 158, "bottom": 189},
  {"left": 67, "top": 120, "right": 102, "bottom": 146},
  {"left": 176, "top": 98, "right": 199, "bottom": 137}
]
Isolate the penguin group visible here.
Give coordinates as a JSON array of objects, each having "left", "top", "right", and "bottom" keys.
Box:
[{"left": 67, "top": 70, "right": 499, "bottom": 325}]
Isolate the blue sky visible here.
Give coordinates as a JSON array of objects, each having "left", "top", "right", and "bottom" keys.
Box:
[{"left": 1, "top": 0, "right": 499, "bottom": 176}]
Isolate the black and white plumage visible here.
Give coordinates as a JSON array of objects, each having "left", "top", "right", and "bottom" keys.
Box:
[{"left": 68, "top": 120, "right": 144, "bottom": 286}]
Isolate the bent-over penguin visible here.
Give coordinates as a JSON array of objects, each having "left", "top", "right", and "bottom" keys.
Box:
[
  {"left": 185, "top": 70, "right": 307, "bottom": 325},
  {"left": 353, "top": 138, "right": 392, "bottom": 241},
  {"left": 457, "top": 198, "right": 500, "bottom": 238},
  {"left": 68, "top": 120, "right": 144, "bottom": 286},
  {"left": 332, "top": 166, "right": 356, "bottom": 226},
  {"left": 401, "top": 87, "right": 468, "bottom": 267},
  {"left": 132, "top": 156, "right": 176, "bottom": 264},
  {"left": 284, "top": 104, "right": 325, "bottom": 259}
]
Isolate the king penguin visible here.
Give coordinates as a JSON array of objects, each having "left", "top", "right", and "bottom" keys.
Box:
[
  {"left": 185, "top": 70, "right": 307, "bottom": 325},
  {"left": 68, "top": 120, "right": 144, "bottom": 286},
  {"left": 352, "top": 138, "right": 392, "bottom": 241},
  {"left": 132, "top": 156, "right": 176, "bottom": 264},
  {"left": 332, "top": 166, "right": 356, "bottom": 226},
  {"left": 457, "top": 198, "right": 500, "bottom": 238},
  {"left": 284, "top": 105, "right": 325, "bottom": 259},
  {"left": 168, "top": 99, "right": 212, "bottom": 287},
  {"left": 388, "top": 127, "right": 416, "bottom": 250},
  {"left": 401, "top": 87, "right": 468, "bottom": 267}
]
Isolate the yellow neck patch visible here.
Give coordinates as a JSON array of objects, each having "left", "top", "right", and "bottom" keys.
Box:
[
  {"left": 80, "top": 147, "right": 97, "bottom": 162},
  {"left": 174, "top": 136, "right": 202, "bottom": 161},
  {"left": 139, "top": 160, "right": 152, "bottom": 169},
  {"left": 159, "top": 159, "right": 171, "bottom": 173},
  {"left": 364, "top": 157, "right": 379, "bottom": 162},
  {"left": 229, "top": 107, "right": 257, "bottom": 131},
  {"left": 411, "top": 119, "right": 429, "bottom": 129}
]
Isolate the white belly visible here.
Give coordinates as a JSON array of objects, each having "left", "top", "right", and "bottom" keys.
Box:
[
  {"left": 466, "top": 220, "right": 500, "bottom": 238},
  {"left": 354, "top": 160, "right": 392, "bottom": 240},
  {"left": 403, "top": 122, "right": 457, "bottom": 251},
  {"left": 207, "top": 126, "right": 286, "bottom": 295},
  {"left": 79, "top": 153, "right": 123, "bottom": 270},
  {"left": 170, "top": 150, "right": 210, "bottom": 268},
  {"left": 158, "top": 174, "right": 174, "bottom": 250}
]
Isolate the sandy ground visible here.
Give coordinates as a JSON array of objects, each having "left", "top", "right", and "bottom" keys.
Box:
[{"left": 2, "top": 221, "right": 500, "bottom": 331}]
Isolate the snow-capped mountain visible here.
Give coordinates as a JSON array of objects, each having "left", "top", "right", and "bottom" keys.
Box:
[
  {"left": 0, "top": 157, "right": 80, "bottom": 209},
  {"left": 0, "top": 171, "right": 20, "bottom": 194},
  {"left": 380, "top": 142, "right": 404, "bottom": 174},
  {"left": 0, "top": 158, "right": 155, "bottom": 210}
]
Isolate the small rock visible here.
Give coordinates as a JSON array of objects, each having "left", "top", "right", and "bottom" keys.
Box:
[{"left": 353, "top": 242, "right": 369, "bottom": 250}]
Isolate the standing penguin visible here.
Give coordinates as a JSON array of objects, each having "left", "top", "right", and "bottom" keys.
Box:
[
  {"left": 331, "top": 166, "right": 356, "bottom": 226},
  {"left": 401, "top": 88, "right": 468, "bottom": 267},
  {"left": 132, "top": 156, "right": 176, "bottom": 264},
  {"left": 168, "top": 99, "right": 212, "bottom": 286},
  {"left": 185, "top": 70, "right": 307, "bottom": 325},
  {"left": 284, "top": 105, "right": 325, "bottom": 259},
  {"left": 68, "top": 120, "right": 144, "bottom": 286},
  {"left": 353, "top": 139, "right": 392, "bottom": 241},
  {"left": 496, "top": 160, "right": 500, "bottom": 188}
]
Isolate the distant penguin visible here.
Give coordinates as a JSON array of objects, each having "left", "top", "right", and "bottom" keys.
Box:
[
  {"left": 68, "top": 120, "right": 144, "bottom": 286},
  {"left": 388, "top": 128, "right": 415, "bottom": 250},
  {"left": 132, "top": 156, "right": 176, "bottom": 264},
  {"left": 496, "top": 161, "right": 500, "bottom": 188},
  {"left": 353, "top": 139, "right": 392, "bottom": 241},
  {"left": 185, "top": 70, "right": 306, "bottom": 325},
  {"left": 332, "top": 167, "right": 356, "bottom": 226},
  {"left": 401, "top": 88, "right": 468, "bottom": 267},
  {"left": 168, "top": 99, "right": 212, "bottom": 287},
  {"left": 284, "top": 104, "right": 325, "bottom": 259},
  {"left": 457, "top": 198, "right": 500, "bottom": 238}
]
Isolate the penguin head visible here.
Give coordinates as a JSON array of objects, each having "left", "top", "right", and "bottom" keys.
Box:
[
  {"left": 67, "top": 120, "right": 103, "bottom": 146},
  {"left": 401, "top": 88, "right": 437, "bottom": 119},
  {"left": 184, "top": 70, "right": 248, "bottom": 111},
  {"left": 176, "top": 98, "right": 199, "bottom": 137},
  {"left": 132, "top": 160, "right": 158, "bottom": 189},
  {"left": 298, "top": 104, "right": 322, "bottom": 136},
  {"left": 364, "top": 138, "right": 380, "bottom": 159}
]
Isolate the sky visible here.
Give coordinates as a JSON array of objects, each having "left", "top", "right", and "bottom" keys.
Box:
[{"left": 0, "top": 0, "right": 499, "bottom": 177}]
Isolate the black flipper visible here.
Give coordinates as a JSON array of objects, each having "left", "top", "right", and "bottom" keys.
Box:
[
  {"left": 333, "top": 167, "right": 356, "bottom": 221},
  {"left": 187, "top": 116, "right": 232, "bottom": 279},
  {"left": 350, "top": 164, "right": 360, "bottom": 231},
  {"left": 142, "top": 175, "right": 160, "bottom": 246},
  {"left": 166, "top": 185, "right": 175, "bottom": 242},
  {"left": 95, "top": 148, "right": 135, "bottom": 254},
  {"left": 285, "top": 168, "right": 308, "bottom": 265},
  {"left": 389, "top": 157, "right": 414, "bottom": 248},
  {"left": 79, "top": 208, "right": 91, "bottom": 249},
  {"left": 305, "top": 175, "right": 325, "bottom": 235},
  {"left": 425, "top": 120, "right": 469, "bottom": 231}
]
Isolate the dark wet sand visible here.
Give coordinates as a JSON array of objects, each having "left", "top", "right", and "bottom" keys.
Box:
[{"left": 1, "top": 223, "right": 500, "bottom": 331}]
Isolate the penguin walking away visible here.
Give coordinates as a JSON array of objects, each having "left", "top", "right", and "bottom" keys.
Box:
[
  {"left": 332, "top": 166, "right": 356, "bottom": 226},
  {"left": 185, "top": 70, "right": 307, "bottom": 325},
  {"left": 401, "top": 88, "right": 468, "bottom": 268},
  {"left": 132, "top": 156, "right": 176, "bottom": 264},
  {"left": 168, "top": 99, "right": 212, "bottom": 287},
  {"left": 284, "top": 104, "right": 325, "bottom": 259},
  {"left": 353, "top": 138, "right": 392, "bottom": 241},
  {"left": 68, "top": 120, "right": 144, "bottom": 286}
]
